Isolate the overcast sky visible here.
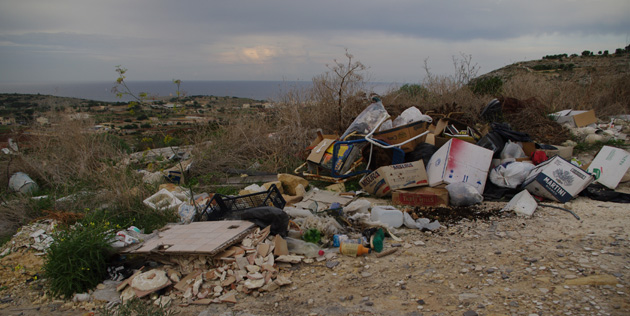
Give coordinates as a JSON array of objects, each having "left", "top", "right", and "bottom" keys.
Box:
[{"left": 1, "top": 0, "right": 628, "bottom": 84}]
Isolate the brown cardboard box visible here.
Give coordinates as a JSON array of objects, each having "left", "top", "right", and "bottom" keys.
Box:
[
  {"left": 373, "top": 120, "right": 429, "bottom": 153},
  {"left": 359, "top": 160, "right": 428, "bottom": 197},
  {"left": 392, "top": 187, "right": 449, "bottom": 207},
  {"left": 551, "top": 109, "right": 597, "bottom": 127}
]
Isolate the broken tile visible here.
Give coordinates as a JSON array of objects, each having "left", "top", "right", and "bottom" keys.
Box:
[
  {"left": 244, "top": 278, "right": 265, "bottom": 289},
  {"left": 273, "top": 235, "right": 288, "bottom": 256},
  {"left": 275, "top": 255, "right": 302, "bottom": 263},
  {"left": 219, "top": 291, "right": 238, "bottom": 304}
]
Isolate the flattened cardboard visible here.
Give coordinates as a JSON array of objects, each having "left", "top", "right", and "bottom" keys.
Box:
[
  {"left": 522, "top": 155, "right": 593, "bottom": 203},
  {"left": 359, "top": 160, "right": 428, "bottom": 197},
  {"left": 373, "top": 121, "right": 429, "bottom": 153},
  {"left": 586, "top": 146, "right": 630, "bottom": 189},
  {"left": 426, "top": 138, "right": 493, "bottom": 194},
  {"left": 552, "top": 109, "right": 597, "bottom": 127},
  {"left": 306, "top": 138, "right": 336, "bottom": 165},
  {"left": 392, "top": 186, "right": 449, "bottom": 207}
]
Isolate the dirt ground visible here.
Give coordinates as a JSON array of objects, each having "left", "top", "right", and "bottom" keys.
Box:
[{"left": 1, "top": 178, "right": 629, "bottom": 316}]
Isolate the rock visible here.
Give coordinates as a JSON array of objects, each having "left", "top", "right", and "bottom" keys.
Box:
[
  {"left": 72, "top": 293, "right": 91, "bottom": 302},
  {"left": 278, "top": 174, "right": 309, "bottom": 195},
  {"left": 326, "top": 261, "right": 340, "bottom": 269},
  {"left": 276, "top": 255, "right": 303, "bottom": 263},
  {"left": 565, "top": 274, "right": 618, "bottom": 286},
  {"left": 246, "top": 265, "right": 260, "bottom": 273},
  {"left": 275, "top": 275, "right": 292, "bottom": 286},
  {"left": 462, "top": 310, "right": 478, "bottom": 316},
  {"left": 244, "top": 278, "right": 265, "bottom": 289},
  {"left": 458, "top": 293, "right": 479, "bottom": 302},
  {"left": 261, "top": 281, "right": 279, "bottom": 292}
]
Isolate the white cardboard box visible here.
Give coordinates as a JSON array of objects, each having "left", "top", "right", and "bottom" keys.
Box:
[
  {"left": 551, "top": 109, "right": 597, "bottom": 127},
  {"left": 359, "top": 160, "right": 428, "bottom": 197},
  {"left": 522, "top": 156, "right": 593, "bottom": 203},
  {"left": 426, "top": 138, "right": 493, "bottom": 194},
  {"left": 586, "top": 146, "right": 630, "bottom": 189}
]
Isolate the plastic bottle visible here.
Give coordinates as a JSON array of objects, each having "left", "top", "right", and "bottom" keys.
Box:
[
  {"left": 285, "top": 237, "right": 322, "bottom": 258},
  {"left": 339, "top": 242, "right": 370, "bottom": 257},
  {"left": 370, "top": 206, "right": 403, "bottom": 228}
]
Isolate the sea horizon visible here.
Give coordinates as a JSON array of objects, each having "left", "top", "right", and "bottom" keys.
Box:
[{"left": 0, "top": 80, "right": 399, "bottom": 103}]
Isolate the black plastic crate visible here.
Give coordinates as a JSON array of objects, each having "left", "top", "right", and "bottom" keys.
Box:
[{"left": 200, "top": 184, "right": 286, "bottom": 221}]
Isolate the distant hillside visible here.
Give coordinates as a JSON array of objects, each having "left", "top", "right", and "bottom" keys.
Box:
[{"left": 475, "top": 53, "right": 630, "bottom": 86}]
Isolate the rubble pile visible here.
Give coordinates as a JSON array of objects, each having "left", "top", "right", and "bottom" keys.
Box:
[{"left": 113, "top": 226, "right": 304, "bottom": 307}]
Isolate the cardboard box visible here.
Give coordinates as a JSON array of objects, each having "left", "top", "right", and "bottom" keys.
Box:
[
  {"left": 586, "top": 146, "right": 630, "bottom": 189},
  {"left": 551, "top": 109, "right": 597, "bottom": 127},
  {"left": 522, "top": 155, "right": 593, "bottom": 203},
  {"left": 426, "top": 138, "right": 493, "bottom": 194},
  {"left": 359, "top": 160, "right": 428, "bottom": 197},
  {"left": 392, "top": 186, "right": 449, "bottom": 207},
  {"left": 373, "top": 120, "right": 429, "bottom": 153},
  {"left": 522, "top": 142, "right": 574, "bottom": 160}
]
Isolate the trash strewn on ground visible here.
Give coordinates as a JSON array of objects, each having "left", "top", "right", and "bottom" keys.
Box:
[{"left": 2, "top": 96, "right": 630, "bottom": 314}]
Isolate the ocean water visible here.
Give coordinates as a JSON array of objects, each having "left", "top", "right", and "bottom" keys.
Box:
[{"left": 0, "top": 81, "right": 396, "bottom": 102}]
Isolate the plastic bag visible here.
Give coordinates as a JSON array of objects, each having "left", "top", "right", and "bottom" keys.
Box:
[
  {"left": 489, "top": 161, "right": 535, "bottom": 189},
  {"left": 392, "top": 106, "right": 432, "bottom": 127},
  {"left": 445, "top": 182, "right": 483, "bottom": 206},
  {"left": 379, "top": 119, "right": 393, "bottom": 131},
  {"left": 500, "top": 141, "right": 526, "bottom": 160},
  {"left": 476, "top": 132, "right": 505, "bottom": 158},
  {"left": 340, "top": 98, "right": 389, "bottom": 140},
  {"left": 403, "top": 212, "right": 441, "bottom": 231}
]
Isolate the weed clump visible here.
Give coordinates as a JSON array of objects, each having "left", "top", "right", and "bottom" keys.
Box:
[{"left": 43, "top": 212, "right": 115, "bottom": 298}]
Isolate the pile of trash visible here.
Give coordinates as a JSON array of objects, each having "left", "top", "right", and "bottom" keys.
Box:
[{"left": 3, "top": 96, "right": 630, "bottom": 312}]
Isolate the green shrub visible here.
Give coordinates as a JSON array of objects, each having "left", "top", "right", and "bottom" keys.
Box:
[
  {"left": 470, "top": 76, "right": 503, "bottom": 96},
  {"left": 43, "top": 212, "right": 115, "bottom": 298},
  {"left": 398, "top": 83, "right": 427, "bottom": 98}
]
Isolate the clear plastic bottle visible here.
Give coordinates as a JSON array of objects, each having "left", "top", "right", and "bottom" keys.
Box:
[{"left": 285, "top": 237, "right": 322, "bottom": 258}]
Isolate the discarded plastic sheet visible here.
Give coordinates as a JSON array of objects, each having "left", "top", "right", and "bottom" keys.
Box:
[
  {"left": 446, "top": 182, "right": 483, "bottom": 206},
  {"left": 130, "top": 221, "right": 255, "bottom": 255},
  {"left": 403, "top": 212, "right": 440, "bottom": 231},
  {"left": 501, "top": 190, "right": 537, "bottom": 216}
]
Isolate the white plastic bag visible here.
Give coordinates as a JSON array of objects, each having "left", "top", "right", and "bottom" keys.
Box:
[
  {"left": 392, "top": 106, "right": 432, "bottom": 127},
  {"left": 445, "top": 182, "right": 483, "bottom": 206},
  {"left": 489, "top": 161, "right": 535, "bottom": 188},
  {"left": 500, "top": 141, "right": 526, "bottom": 160}
]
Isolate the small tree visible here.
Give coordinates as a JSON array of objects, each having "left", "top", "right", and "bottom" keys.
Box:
[{"left": 312, "top": 50, "right": 368, "bottom": 133}]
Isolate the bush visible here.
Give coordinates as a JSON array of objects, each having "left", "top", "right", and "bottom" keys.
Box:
[
  {"left": 398, "top": 83, "right": 427, "bottom": 98},
  {"left": 470, "top": 76, "right": 503, "bottom": 96},
  {"left": 43, "top": 211, "right": 115, "bottom": 298}
]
